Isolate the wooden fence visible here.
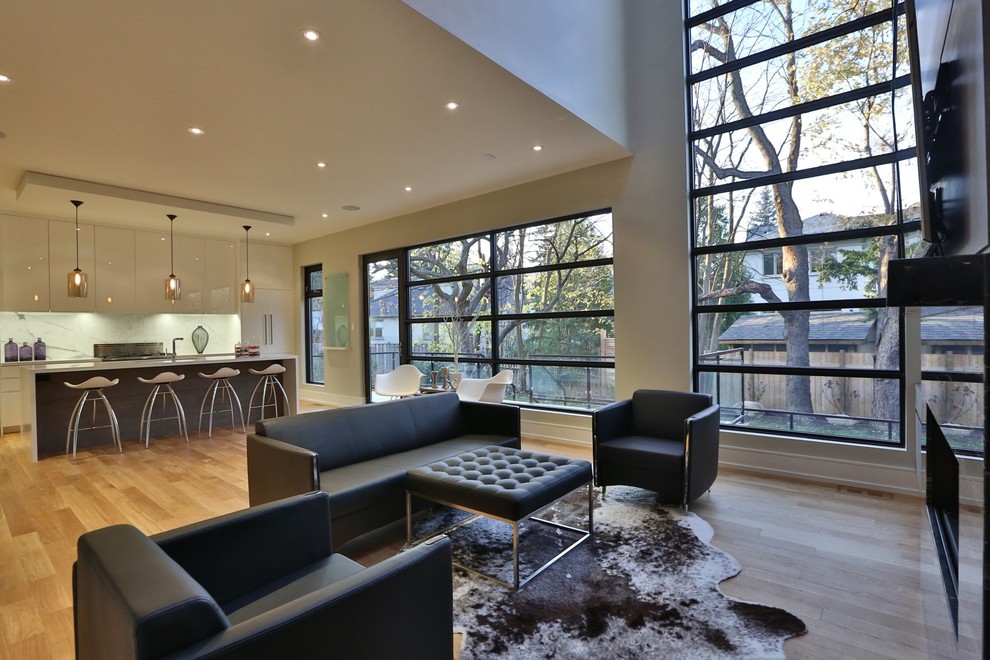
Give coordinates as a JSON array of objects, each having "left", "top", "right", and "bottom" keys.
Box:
[{"left": 735, "top": 350, "right": 983, "bottom": 427}]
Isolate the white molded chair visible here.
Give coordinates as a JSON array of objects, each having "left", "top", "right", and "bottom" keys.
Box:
[
  {"left": 373, "top": 364, "right": 424, "bottom": 398},
  {"left": 455, "top": 369, "right": 513, "bottom": 403}
]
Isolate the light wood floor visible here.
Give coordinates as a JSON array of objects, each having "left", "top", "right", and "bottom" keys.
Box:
[{"left": 0, "top": 419, "right": 982, "bottom": 658}]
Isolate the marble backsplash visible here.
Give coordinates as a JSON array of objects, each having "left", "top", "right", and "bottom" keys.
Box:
[{"left": 0, "top": 312, "right": 241, "bottom": 361}]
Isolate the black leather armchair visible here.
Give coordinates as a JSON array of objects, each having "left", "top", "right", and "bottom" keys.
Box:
[
  {"left": 593, "top": 389, "right": 720, "bottom": 510},
  {"left": 73, "top": 491, "right": 453, "bottom": 660}
]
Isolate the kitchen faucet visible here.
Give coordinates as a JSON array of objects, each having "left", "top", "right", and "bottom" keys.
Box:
[{"left": 171, "top": 337, "right": 184, "bottom": 361}]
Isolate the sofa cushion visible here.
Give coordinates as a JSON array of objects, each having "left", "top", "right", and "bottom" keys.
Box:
[
  {"left": 224, "top": 553, "right": 366, "bottom": 624},
  {"left": 596, "top": 435, "right": 684, "bottom": 472}
]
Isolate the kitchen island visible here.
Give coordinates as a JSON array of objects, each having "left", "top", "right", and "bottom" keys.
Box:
[{"left": 18, "top": 353, "right": 298, "bottom": 460}]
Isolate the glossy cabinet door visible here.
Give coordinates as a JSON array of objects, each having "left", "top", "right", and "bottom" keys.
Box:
[
  {"left": 49, "top": 219, "right": 96, "bottom": 312},
  {"left": 240, "top": 288, "right": 295, "bottom": 354},
  {"left": 1, "top": 367, "right": 20, "bottom": 433},
  {"left": 174, "top": 235, "right": 205, "bottom": 313},
  {"left": 2, "top": 215, "right": 50, "bottom": 311},
  {"left": 94, "top": 226, "right": 137, "bottom": 313},
  {"left": 134, "top": 229, "right": 173, "bottom": 314},
  {"left": 204, "top": 238, "right": 237, "bottom": 313},
  {"left": 241, "top": 242, "right": 292, "bottom": 291}
]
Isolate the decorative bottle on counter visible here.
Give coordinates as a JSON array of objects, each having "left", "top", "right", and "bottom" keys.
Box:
[
  {"left": 33, "top": 337, "right": 46, "bottom": 360},
  {"left": 18, "top": 342, "right": 33, "bottom": 361},
  {"left": 4, "top": 338, "right": 17, "bottom": 362}
]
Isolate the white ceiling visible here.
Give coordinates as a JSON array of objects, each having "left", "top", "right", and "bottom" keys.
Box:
[{"left": 0, "top": 0, "right": 629, "bottom": 245}]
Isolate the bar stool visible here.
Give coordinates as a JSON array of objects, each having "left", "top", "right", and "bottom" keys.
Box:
[
  {"left": 137, "top": 372, "right": 189, "bottom": 447},
  {"left": 198, "top": 367, "right": 245, "bottom": 438},
  {"left": 65, "top": 376, "right": 121, "bottom": 460},
  {"left": 247, "top": 364, "right": 291, "bottom": 423}
]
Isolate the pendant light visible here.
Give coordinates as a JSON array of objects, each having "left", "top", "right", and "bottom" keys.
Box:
[
  {"left": 241, "top": 225, "right": 255, "bottom": 303},
  {"left": 67, "top": 200, "right": 88, "bottom": 297},
  {"left": 164, "top": 214, "right": 181, "bottom": 303}
]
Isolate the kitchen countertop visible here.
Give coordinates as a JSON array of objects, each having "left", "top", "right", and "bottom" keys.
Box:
[{"left": 11, "top": 353, "right": 297, "bottom": 375}]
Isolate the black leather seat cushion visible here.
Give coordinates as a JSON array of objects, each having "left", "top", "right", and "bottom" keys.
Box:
[
  {"left": 596, "top": 435, "right": 684, "bottom": 471},
  {"left": 407, "top": 446, "right": 592, "bottom": 521}
]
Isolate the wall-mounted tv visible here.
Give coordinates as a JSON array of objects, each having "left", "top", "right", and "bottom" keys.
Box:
[{"left": 906, "top": 0, "right": 989, "bottom": 257}]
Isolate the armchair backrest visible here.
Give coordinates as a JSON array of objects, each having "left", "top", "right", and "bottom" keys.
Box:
[
  {"left": 630, "top": 389, "right": 713, "bottom": 439},
  {"left": 374, "top": 364, "right": 424, "bottom": 397},
  {"left": 457, "top": 369, "right": 513, "bottom": 402}
]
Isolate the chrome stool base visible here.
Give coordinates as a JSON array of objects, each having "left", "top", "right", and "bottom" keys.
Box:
[
  {"left": 247, "top": 364, "right": 290, "bottom": 423},
  {"left": 65, "top": 377, "right": 121, "bottom": 460},
  {"left": 198, "top": 368, "right": 244, "bottom": 438},
  {"left": 138, "top": 372, "right": 189, "bottom": 447}
]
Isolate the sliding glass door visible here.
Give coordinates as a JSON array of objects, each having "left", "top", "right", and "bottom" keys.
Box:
[{"left": 364, "top": 251, "right": 403, "bottom": 401}]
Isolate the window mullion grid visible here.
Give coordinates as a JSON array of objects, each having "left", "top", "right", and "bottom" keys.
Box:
[
  {"left": 692, "top": 222, "right": 914, "bottom": 256},
  {"left": 695, "top": 362, "right": 900, "bottom": 380},
  {"left": 691, "top": 74, "right": 910, "bottom": 142},
  {"left": 692, "top": 148, "right": 915, "bottom": 199},
  {"left": 688, "top": 3, "right": 905, "bottom": 85}
]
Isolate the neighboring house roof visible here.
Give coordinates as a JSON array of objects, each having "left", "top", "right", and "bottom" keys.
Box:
[
  {"left": 919, "top": 307, "right": 983, "bottom": 344},
  {"left": 719, "top": 305, "right": 981, "bottom": 345},
  {"left": 719, "top": 310, "right": 873, "bottom": 343}
]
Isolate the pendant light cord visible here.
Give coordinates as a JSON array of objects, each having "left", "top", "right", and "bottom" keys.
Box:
[
  {"left": 168, "top": 214, "right": 177, "bottom": 276},
  {"left": 71, "top": 200, "right": 82, "bottom": 270}
]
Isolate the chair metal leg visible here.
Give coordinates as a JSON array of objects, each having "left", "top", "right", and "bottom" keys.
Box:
[
  {"left": 96, "top": 390, "right": 121, "bottom": 452},
  {"left": 166, "top": 384, "right": 189, "bottom": 443}
]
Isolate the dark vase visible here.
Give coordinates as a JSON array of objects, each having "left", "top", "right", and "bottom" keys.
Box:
[
  {"left": 18, "top": 342, "right": 32, "bottom": 361},
  {"left": 4, "top": 338, "right": 17, "bottom": 362},
  {"left": 191, "top": 325, "right": 209, "bottom": 354},
  {"left": 33, "top": 337, "right": 46, "bottom": 360}
]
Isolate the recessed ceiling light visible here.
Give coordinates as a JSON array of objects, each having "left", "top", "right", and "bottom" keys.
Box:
[
  {"left": 342, "top": 205, "right": 360, "bottom": 211},
  {"left": 302, "top": 29, "right": 321, "bottom": 41},
  {"left": 532, "top": 145, "right": 543, "bottom": 151},
  {"left": 404, "top": 186, "right": 413, "bottom": 192},
  {"left": 322, "top": 213, "right": 328, "bottom": 218},
  {"left": 0, "top": 74, "right": 11, "bottom": 83},
  {"left": 317, "top": 161, "right": 327, "bottom": 168},
  {"left": 445, "top": 101, "right": 460, "bottom": 110},
  {"left": 187, "top": 127, "right": 206, "bottom": 135},
  {"left": 265, "top": 232, "right": 271, "bottom": 237}
]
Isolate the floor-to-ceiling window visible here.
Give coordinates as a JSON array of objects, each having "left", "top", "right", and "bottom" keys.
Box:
[
  {"left": 364, "top": 210, "right": 615, "bottom": 410},
  {"left": 687, "top": 0, "right": 921, "bottom": 445},
  {"left": 304, "top": 264, "right": 324, "bottom": 384}
]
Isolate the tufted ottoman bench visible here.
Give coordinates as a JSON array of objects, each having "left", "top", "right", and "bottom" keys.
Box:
[{"left": 405, "top": 445, "right": 593, "bottom": 589}]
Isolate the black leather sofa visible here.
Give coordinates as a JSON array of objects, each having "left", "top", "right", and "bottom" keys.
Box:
[
  {"left": 73, "top": 491, "right": 454, "bottom": 660},
  {"left": 247, "top": 392, "right": 521, "bottom": 546}
]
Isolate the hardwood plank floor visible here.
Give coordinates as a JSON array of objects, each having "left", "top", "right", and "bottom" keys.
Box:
[{"left": 0, "top": 423, "right": 981, "bottom": 658}]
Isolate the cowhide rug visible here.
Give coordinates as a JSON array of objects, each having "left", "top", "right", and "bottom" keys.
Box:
[{"left": 413, "top": 486, "right": 806, "bottom": 658}]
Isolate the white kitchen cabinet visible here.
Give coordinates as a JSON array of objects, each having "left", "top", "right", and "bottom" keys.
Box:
[
  {"left": 2, "top": 215, "right": 50, "bottom": 311},
  {"left": 134, "top": 230, "right": 206, "bottom": 314},
  {"left": 94, "top": 226, "right": 137, "bottom": 313},
  {"left": 49, "top": 219, "right": 96, "bottom": 312},
  {"left": 204, "top": 238, "right": 237, "bottom": 314},
  {"left": 240, "top": 288, "right": 295, "bottom": 354},
  {"left": 1, "top": 367, "right": 21, "bottom": 433},
  {"left": 240, "top": 242, "right": 292, "bottom": 291}
]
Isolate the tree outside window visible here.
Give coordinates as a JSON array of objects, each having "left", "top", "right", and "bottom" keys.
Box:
[{"left": 689, "top": 0, "right": 920, "bottom": 445}]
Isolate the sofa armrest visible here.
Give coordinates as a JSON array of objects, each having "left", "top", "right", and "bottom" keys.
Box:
[
  {"left": 75, "top": 525, "right": 229, "bottom": 660},
  {"left": 247, "top": 433, "right": 320, "bottom": 506},
  {"left": 459, "top": 400, "right": 520, "bottom": 446},
  {"left": 168, "top": 536, "right": 455, "bottom": 660},
  {"left": 153, "top": 492, "right": 334, "bottom": 607},
  {"left": 592, "top": 398, "right": 633, "bottom": 447}
]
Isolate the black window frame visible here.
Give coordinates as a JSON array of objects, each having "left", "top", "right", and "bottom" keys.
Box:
[
  {"left": 388, "top": 209, "right": 615, "bottom": 413},
  {"left": 303, "top": 264, "right": 324, "bottom": 385},
  {"left": 686, "top": 0, "right": 917, "bottom": 447}
]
